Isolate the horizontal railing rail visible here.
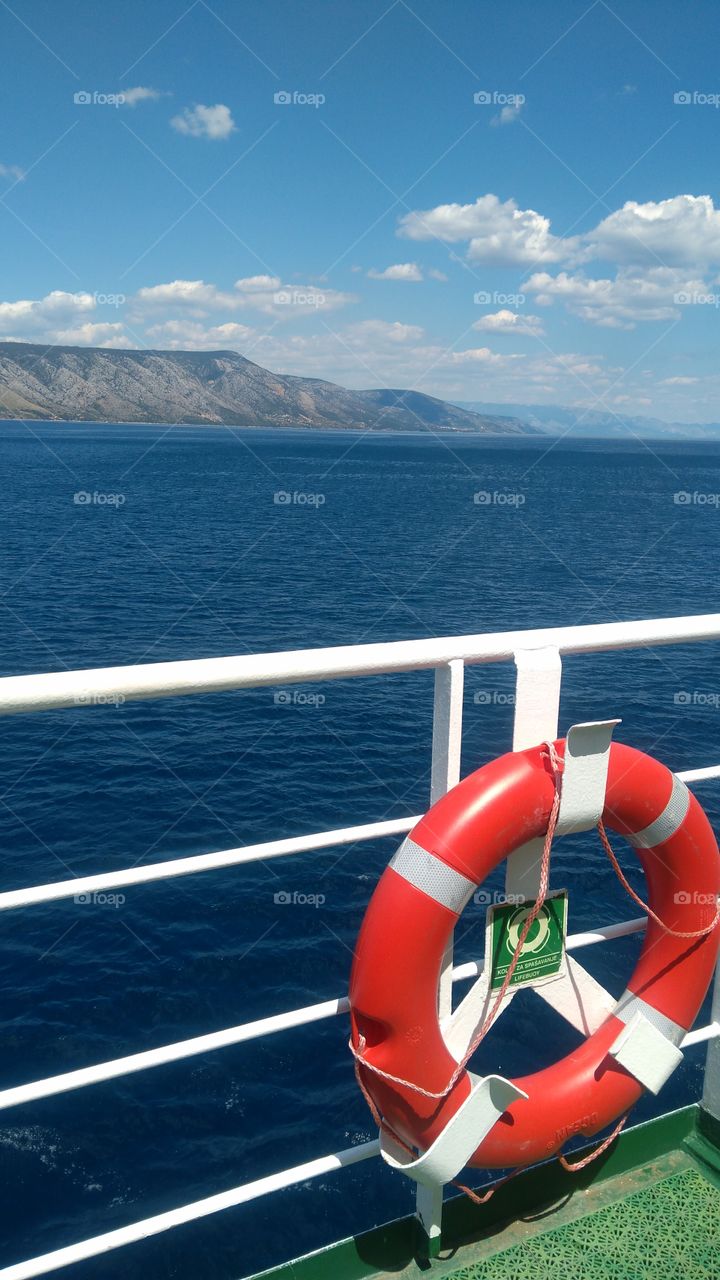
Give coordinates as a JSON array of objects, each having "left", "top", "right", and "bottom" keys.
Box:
[
  {"left": 1, "top": 613, "right": 720, "bottom": 714},
  {"left": 2, "top": 613, "right": 720, "bottom": 1279},
  {"left": 1, "top": 766, "right": 718, "bottom": 913},
  {"left": 0, "top": 915, "right": 656, "bottom": 1114}
]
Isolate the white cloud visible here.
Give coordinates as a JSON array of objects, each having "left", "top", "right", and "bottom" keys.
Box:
[
  {"left": 428, "top": 268, "right": 448, "bottom": 281},
  {"left": 348, "top": 319, "right": 425, "bottom": 343},
  {"left": 121, "top": 86, "right": 163, "bottom": 107},
  {"left": 491, "top": 103, "right": 522, "bottom": 126},
  {"left": 661, "top": 376, "right": 698, "bottom": 385},
  {"left": 447, "top": 347, "right": 524, "bottom": 365},
  {"left": 367, "top": 262, "right": 423, "bottom": 281},
  {"left": 398, "top": 194, "right": 569, "bottom": 266},
  {"left": 0, "top": 290, "right": 95, "bottom": 333},
  {"left": 526, "top": 266, "right": 703, "bottom": 328},
  {"left": 134, "top": 280, "right": 238, "bottom": 311},
  {"left": 585, "top": 195, "right": 720, "bottom": 267},
  {"left": 235, "top": 274, "right": 282, "bottom": 291},
  {"left": 0, "top": 292, "right": 133, "bottom": 348},
  {"left": 52, "top": 322, "right": 131, "bottom": 347},
  {"left": 397, "top": 190, "right": 720, "bottom": 281},
  {"left": 132, "top": 277, "right": 355, "bottom": 319},
  {"left": 144, "top": 320, "right": 255, "bottom": 350},
  {"left": 0, "top": 163, "right": 25, "bottom": 182},
  {"left": 170, "top": 103, "right": 236, "bottom": 140},
  {"left": 472, "top": 309, "right": 544, "bottom": 336}
]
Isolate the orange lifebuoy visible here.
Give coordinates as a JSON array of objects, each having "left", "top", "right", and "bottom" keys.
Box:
[{"left": 349, "top": 741, "right": 720, "bottom": 1170}]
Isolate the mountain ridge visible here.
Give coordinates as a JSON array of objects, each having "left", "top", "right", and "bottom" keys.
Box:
[{"left": 0, "top": 341, "right": 535, "bottom": 435}]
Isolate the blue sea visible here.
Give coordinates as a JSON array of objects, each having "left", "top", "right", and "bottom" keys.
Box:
[{"left": 0, "top": 423, "right": 719, "bottom": 1279}]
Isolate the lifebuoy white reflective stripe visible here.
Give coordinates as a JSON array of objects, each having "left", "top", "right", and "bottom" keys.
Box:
[
  {"left": 388, "top": 838, "right": 476, "bottom": 914},
  {"left": 624, "top": 773, "right": 690, "bottom": 848},
  {"left": 612, "top": 989, "right": 686, "bottom": 1046}
]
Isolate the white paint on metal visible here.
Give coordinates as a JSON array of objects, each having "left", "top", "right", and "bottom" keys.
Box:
[
  {"left": 702, "top": 947, "right": 720, "bottom": 1121},
  {"left": 535, "top": 955, "right": 617, "bottom": 1036},
  {"left": 427, "top": 659, "right": 465, "bottom": 1241},
  {"left": 511, "top": 646, "right": 562, "bottom": 752},
  {"left": 610, "top": 1010, "right": 684, "bottom": 1094},
  {"left": 561, "top": 916, "right": 646, "bottom": 950},
  {"left": 0, "top": 1141, "right": 380, "bottom": 1280},
  {"left": 380, "top": 1074, "right": 528, "bottom": 1187},
  {"left": 415, "top": 1183, "right": 443, "bottom": 1242},
  {"left": 556, "top": 720, "right": 620, "bottom": 835},
  {"left": 430, "top": 659, "right": 465, "bottom": 806},
  {"left": 441, "top": 971, "right": 515, "bottom": 1063},
  {"left": 0, "top": 915, "right": 662, "bottom": 1115},
  {"left": 1, "top": 614, "right": 719, "bottom": 716},
  {"left": 505, "top": 646, "right": 561, "bottom": 903},
  {"left": 677, "top": 764, "right": 720, "bottom": 783},
  {"left": 687, "top": 1021, "right": 720, "bottom": 1048},
  {"left": 0, "top": 814, "right": 422, "bottom": 913},
  {"left": 0, "top": 997, "right": 350, "bottom": 1113}
]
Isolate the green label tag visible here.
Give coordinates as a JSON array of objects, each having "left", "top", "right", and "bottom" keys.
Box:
[{"left": 487, "top": 891, "right": 568, "bottom": 991}]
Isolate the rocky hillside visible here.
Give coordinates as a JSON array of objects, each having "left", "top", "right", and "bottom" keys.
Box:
[{"left": 0, "top": 341, "right": 535, "bottom": 434}]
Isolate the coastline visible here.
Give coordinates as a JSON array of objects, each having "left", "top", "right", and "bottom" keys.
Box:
[{"left": 2, "top": 418, "right": 720, "bottom": 445}]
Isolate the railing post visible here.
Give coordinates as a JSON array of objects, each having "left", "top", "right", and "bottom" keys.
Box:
[
  {"left": 701, "top": 951, "right": 720, "bottom": 1124},
  {"left": 505, "top": 647, "right": 562, "bottom": 900},
  {"left": 415, "top": 659, "right": 465, "bottom": 1257},
  {"left": 430, "top": 658, "right": 465, "bottom": 806}
]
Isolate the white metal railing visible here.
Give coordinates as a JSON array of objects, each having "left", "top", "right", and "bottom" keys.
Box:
[{"left": 1, "top": 613, "right": 720, "bottom": 1280}]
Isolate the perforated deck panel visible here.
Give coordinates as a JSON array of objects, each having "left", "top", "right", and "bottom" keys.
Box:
[{"left": 447, "top": 1169, "right": 720, "bottom": 1279}]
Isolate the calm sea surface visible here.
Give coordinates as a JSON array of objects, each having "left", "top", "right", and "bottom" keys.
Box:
[{"left": 0, "top": 423, "right": 719, "bottom": 1278}]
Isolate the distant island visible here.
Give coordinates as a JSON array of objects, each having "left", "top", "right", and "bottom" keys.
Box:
[
  {"left": 453, "top": 400, "right": 720, "bottom": 441},
  {"left": 0, "top": 340, "right": 717, "bottom": 440},
  {"left": 0, "top": 341, "right": 533, "bottom": 436}
]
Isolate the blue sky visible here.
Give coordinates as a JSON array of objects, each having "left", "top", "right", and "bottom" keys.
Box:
[{"left": 1, "top": 0, "right": 720, "bottom": 420}]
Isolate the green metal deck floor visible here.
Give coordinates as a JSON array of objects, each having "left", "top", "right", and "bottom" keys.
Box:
[
  {"left": 256, "top": 1108, "right": 720, "bottom": 1280},
  {"left": 444, "top": 1167, "right": 720, "bottom": 1279}
]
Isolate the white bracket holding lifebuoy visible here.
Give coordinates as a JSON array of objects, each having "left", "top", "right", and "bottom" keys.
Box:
[
  {"left": 556, "top": 719, "right": 622, "bottom": 835},
  {"left": 609, "top": 1008, "right": 685, "bottom": 1094},
  {"left": 379, "top": 1073, "right": 528, "bottom": 1188}
]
